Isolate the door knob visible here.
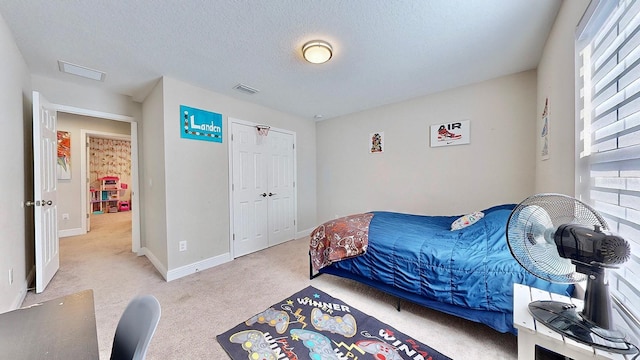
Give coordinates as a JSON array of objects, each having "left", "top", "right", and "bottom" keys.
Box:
[
  {"left": 26, "top": 200, "right": 52, "bottom": 206},
  {"left": 268, "top": 192, "right": 276, "bottom": 197},
  {"left": 260, "top": 193, "right": 267, "bottom": 197}
]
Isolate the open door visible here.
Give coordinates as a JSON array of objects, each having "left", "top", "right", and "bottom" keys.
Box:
[
  {"left": 86, "top": 136, "right": 91, "bottom": 232},
  {"left": 32, "top": 91, "right": 59, "bottom": 293}
]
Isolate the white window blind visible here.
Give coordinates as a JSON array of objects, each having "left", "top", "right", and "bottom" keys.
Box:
[{"left": 576, "top": 0, "right": 640, "bottom": 344}]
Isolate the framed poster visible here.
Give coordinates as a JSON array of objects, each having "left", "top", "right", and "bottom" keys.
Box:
[
  {"left": 541, "top": 98, "right": 550, "bottom": 160},
  {"left": 369, "top": 132, "right": 384, "bottom": 153},
  {"left": 430, "top": 120, "right": 470, "bottom": 147},
  {"left": 57, "top": 130, "right": 71, "bottom": 180},
  {"left": 180, "top": 105, "right": 223, "bottom": 142}
]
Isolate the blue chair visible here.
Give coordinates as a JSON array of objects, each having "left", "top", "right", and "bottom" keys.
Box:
[{"left": 110, "top": 295, "right": 161, "bottom": 360}]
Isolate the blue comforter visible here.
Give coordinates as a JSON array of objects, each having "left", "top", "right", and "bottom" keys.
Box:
[{"left": 325, "top": 204, "right": 573, "bottom": 331}]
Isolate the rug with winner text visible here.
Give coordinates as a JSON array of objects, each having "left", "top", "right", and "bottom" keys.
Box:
[{"left": 217, "top": 286, "right": 451, "bottom": 360}]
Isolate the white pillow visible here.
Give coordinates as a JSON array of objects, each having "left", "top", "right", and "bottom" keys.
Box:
[{"left": 451, "top": 211, "right": 484, "bottom": 231}]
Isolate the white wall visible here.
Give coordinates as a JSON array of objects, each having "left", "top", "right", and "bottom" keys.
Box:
[
  {"left": 140, "top": 79, "right": 169, "bottom": 268},
  {"left": 316, "top": 71, "right": 538, "bottom": 223},
  {"left": 141, "top": 76, "right": 316, "bottom": 279},
  {"left": 31, "top": 75, "right": 142, "bottom": 119},
  {"left": 56, "top": 113, "right": 131, "bottom": 234},
  {"left": 0, "top": 12, "right": 32, "bottom": 312},
  {"left": 535, "top": 0, "right": 590, "bottom": 195}
]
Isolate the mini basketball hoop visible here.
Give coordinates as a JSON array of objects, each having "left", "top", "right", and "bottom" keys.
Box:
[{"left": 256, "top": 125, "right": 270, "bottom": 136}]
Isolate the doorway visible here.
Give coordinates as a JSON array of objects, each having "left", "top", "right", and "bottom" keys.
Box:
[
  {"left": 228, "top": 118, "right": 297, "bottom": 257},
  {"left": 85, "top": 132, "right": 132, "bottom": 233},
  {"left": 53, "top": 104, "right": 141, "bottom": 254}
]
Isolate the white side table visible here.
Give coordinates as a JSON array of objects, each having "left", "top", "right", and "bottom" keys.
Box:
[{"left": 513, "top": 283, "right": 633, "bottom": 360}]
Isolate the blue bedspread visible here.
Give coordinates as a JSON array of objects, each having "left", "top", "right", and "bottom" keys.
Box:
[{"left": 323, "top": 204, "right": 573, "bottom": 333}]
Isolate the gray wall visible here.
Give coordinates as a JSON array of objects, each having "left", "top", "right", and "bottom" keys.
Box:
[
  {"left": 140, "top": 76, "right": 316, "bottom": 278},
  {"left": 535, "top": 0, "right": 590, "bottom": 195},
  {"left": 315, "top": 1, "right": 592, "bottom": 224},
  {"left": 140, "top": 79, "right": 168, "bottom": 268},
  {"left": 316, "top": 71, "right": 538, "bottom": 222},
  {"left": 0, "top": 11, "right": 32, "bottom": 311}
]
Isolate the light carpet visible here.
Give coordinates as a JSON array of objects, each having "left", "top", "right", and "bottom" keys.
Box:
[{"left": 22, "top": 211, "right": 517, "bottom": 359}]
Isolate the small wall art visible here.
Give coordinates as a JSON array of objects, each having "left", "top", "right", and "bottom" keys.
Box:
[
  {"left": 180, "top": 105, "right": 223, "bottom": 143},
  {"left": 370, "top": 132, "right": 384, "bottom": 153},
  {"left": 541, "top": 97, "right": 550, "bottom": 160},
  {"left": 57, "top": 130, "right": 71, "bottom": 180},
  {"left": 430, "top": 120, "right": 470, "bottom": 147}
]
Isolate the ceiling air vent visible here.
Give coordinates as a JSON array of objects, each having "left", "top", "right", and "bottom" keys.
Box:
[
  {"left": 233, "top": 83, "right": 260, "bottom": 95},
  {"left": 58, "top": 60, "right": 106, "bottom": 81}
]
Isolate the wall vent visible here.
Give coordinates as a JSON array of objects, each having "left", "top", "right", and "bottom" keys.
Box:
[
  {"left": 58, "top": 60, "right": 106, "bottom": 81},
  {"left": 233, "top": 83, "right": 260, "bottom": 95}
]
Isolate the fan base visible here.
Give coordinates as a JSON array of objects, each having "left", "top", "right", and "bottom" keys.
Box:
[{"left": 528, "top": 300, "right": 637, "bottom": 355}]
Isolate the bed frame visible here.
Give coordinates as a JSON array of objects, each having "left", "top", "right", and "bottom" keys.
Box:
[{"left": 309, "top": 253, "right": 516, "bottom": 334}]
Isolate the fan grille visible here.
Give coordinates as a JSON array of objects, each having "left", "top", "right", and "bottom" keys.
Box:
[{"left": 506, "top": 193, "right": 608, "bottom": 283}]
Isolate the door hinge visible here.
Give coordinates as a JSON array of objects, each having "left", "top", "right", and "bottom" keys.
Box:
[
  {"left": 231, "top": 134, "right": 234, "bottom": 141},
  {"left": 232, "top": 233, "right": 235, "bottom": 241},
  {"left": 86, "top": 213, "right": 89, "bottom": 219},
  {"left": 292, "top": 143, "right": 295, "bottom": 150}
]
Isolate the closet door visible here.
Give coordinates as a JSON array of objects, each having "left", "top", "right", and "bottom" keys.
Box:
[
  {"left": 267, "top": 130, "right": 295, "bottom": 246},
  {"left": 232, "top": 123, "right": 269, "bottom": 257},
  {"left": 231, "top": 121, "right": 296, "bottom": 257}
]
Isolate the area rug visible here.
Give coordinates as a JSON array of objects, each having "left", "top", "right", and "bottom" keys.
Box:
[{"left": 217, "top": 286, "right": 451, "bottom": 360}]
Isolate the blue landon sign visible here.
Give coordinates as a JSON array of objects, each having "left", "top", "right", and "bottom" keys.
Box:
[{"left": 180, "top": 105, "right": 223, "bottom": 142}]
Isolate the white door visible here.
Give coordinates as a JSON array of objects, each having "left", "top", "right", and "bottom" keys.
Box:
[
  {"left": 86, "top": 137, "right": 91, "bottom": 232},
  {"left": 266, "top": 131, "right": 295, "bottom": 246},
  {"left": 33, "top": 91, "right": 59, "bottom": 293},
  {"left": 232, "top": 123, "right": 269, "bottom": 257},
  {"left": 231, "top": 121, "right": 295, "bottom": 257}
]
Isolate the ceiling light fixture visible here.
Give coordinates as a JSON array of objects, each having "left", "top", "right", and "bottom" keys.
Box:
[
  {"left": 302, "top": 40, "right": 333, "bottom": 64},
  {"left": 58, "top": 60, "right": 106, "bottom": 81}
]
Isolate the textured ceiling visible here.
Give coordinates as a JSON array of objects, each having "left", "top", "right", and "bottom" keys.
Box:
[{"left": 0, "top": 0, "right": 562, "bottom": 120}]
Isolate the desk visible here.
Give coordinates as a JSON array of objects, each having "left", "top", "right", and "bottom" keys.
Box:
[
  {"left": 513, "top": 283, "right": 634, "bottom": 360},
  {"left": 0, "top": 289, "right": 99, "bottom": 360}
]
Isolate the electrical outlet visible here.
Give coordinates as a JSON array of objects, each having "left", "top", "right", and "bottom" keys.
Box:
[
  {"left": 62, "top": 213, "right": 70, "bottom": 220},
  {"left": 179, "top": 241, "right": 187, "bottom": 252},
  {"left": 9, "top": 268, "right": 13, "bottom": 285}
]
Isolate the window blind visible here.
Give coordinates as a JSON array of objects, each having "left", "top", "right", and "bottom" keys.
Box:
[{"left": 576, "top": 0, "right": 640, "bottom": 344}]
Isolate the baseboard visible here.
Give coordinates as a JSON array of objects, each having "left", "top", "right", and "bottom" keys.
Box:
[
  {"left": 140, "top": 247, "right": 168, "bottom": 281},
  {"left": 296, "top": 227, "right": 313, "bottom": 239},
  {"left": 11, "top": 267, "right": 34, "bottom": 310},
  {"left": 59, "top": 228, "right": 84, "bottom": 238},
  {"left": 10, "top": 282, "right": 27, "bottom": 310},
  {"left": 141, "top": 247, "right": 233, "bottom": 282},
  {"left": 166, "top": 253, "right": 232, "bottom": 282}
]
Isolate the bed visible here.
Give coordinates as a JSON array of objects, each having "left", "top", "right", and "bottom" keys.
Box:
[{"left": 309, "top": 204, "right": 574, "bottom": 334}]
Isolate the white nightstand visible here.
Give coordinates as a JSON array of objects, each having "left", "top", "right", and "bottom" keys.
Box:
[{"left": 513, "top": 283, "right": 633, "bottom": 360}]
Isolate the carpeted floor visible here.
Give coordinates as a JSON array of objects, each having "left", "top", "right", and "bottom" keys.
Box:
[{"left": 22, "top": 211, "right": 518, "bottom": 359}]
